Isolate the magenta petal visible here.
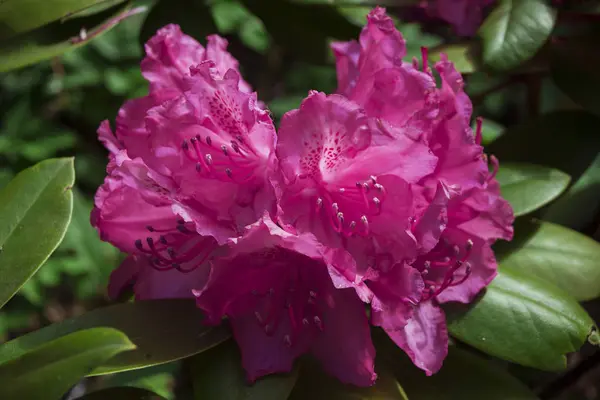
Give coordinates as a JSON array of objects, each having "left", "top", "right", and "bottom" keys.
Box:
[
  {"left": 311, "top": 288, "right": 377, "bottom": 386},
  {"left": 386, "top": 300, "right": 448, "bottom": 375},
  {"left": 413, "top": 181, "right": 449, "bottom": 254},
  {"left": 369, "top": 262, "right": 424, "bottom": 331},
  {"left": 331, "top": 40, "right": 361, "bottom": 97}
]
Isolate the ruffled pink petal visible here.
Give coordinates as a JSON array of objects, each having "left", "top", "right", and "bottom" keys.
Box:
[
  {"left": 310, "top": 288, "right": 377, "bottom": 386},
  {"left": 413, "top": 181, "right": 449, "bottom": 254},
  {"left": 206, "top": 35, "right": 253, "bottom": 93},
  {"left": 385, "top": 300, "right": 448, "bottom": 375},
  {"left": 141, "top": 24, "right": 206, "bottom": 97},
  {"left": 98, "top": 120, "right": 122, "bottom": 155},
  {"left": 456, "top": 179, "right": 514, "bottom": 242},
  {"left": 92, "top": 177, "right": 178, "bottom": 254},
  {"left": 435, "top": 230, "right": 498, "bottom": 304},
  {"left": 331, "top": 40, "right": 361, "bottom": 97},
  {"left": 368, "top": 262, "right": 424, "bottom": 331}
]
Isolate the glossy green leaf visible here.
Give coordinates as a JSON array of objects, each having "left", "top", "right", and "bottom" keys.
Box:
[
  {"left": 499, "top": 220, "right": 600, "bottom": 301},
  {"left": 544, "top": 154, "right": 600, "bottom": 230},
  {"left": 289, "top": 362, "right": 407, "bottom": 400},
  {"left": 429, "top": 44, "right": 477, "bottom": 74},
  {"left": 0, "top": 3, "right": 145, "bottom": 73},
  {"left": 0, "top": 0, "right": 128, "bottom": 40},
  {"left": 192, "top": 340, "right": 298, "bottom": 400},
  {"left": 478, "top": 0, "right": 556, "bottom": 71},
  {"left": 379, "top": 339, "right": 537, "bottom": 400},
  {"left": 0, "top": 158, "right": 74, "bottom": 308},
  {"left": 496, "top": 163, "right": 571, "bottom": 216},
  {"left": 139, "top": 0, "right": 215, "bottom": 46},
  {"left": 78, "top": 386, "right": 167, "bottom": 400},
  {"left": 0, "top": 327, "right": 135, "bottom": 400},
  {"left": 446, "top": 266, "right": 595, "bottom": 370},
  {"left": 0, "top": 299, "right": 229, "bottom": 375},
  {"left": 551, "top": 37, "right": 600, "bottom": 117}
]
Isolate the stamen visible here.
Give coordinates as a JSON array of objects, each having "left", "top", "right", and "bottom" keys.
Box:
[
  {"left": 475, "top": 117, "right": 483, "bottom": 145},
  {"left": 421, "top": 46, "right": 429, "bottom": 73},
  {"left": 206, "top": 136, "right": 212, "bottom": 146},
  {"left": 314, "top": 316, "right": 324, "bottom": 331},
  {"left": 487, "top": 155, "right": 499, "bottom": 181}
]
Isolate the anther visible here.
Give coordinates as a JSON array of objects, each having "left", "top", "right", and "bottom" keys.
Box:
[
  {"left": 146, "top": 225, "right": 155, "bottom": 232},
  {"left": 373, "top": 197, "right": 381, "bottom": 207},
  {"left": 221, "top": 145, "right": 228, "bottom": 155},
  {"left": 374, "top": 183, "right": 383, "bottom": 191},
  {"left": 302, "top": 318, "right": 310, "bottom": 326},
  {"left": 206, "top": 136, "right": 212, "bottom": 146},
  {"left": 205, "top": 154, "right": 213, "bottom": 165},
  {"left": 332, "top": 203, "right": 339, "bottom": 213},
  {"left": 181, "top": 140, "right": 189, "bottom": 150},
  {"left": 195, "top": 163, "right": 202, "bottom": 172},
  {"left": 283, "top": 335, "right": 292, "bottom": 347},
  {"left": 339, "top": 188, "right": 345, "bottom": 193},
  {"left": 337, "top": 212, "right": 344, "bottom": 222},
  {"left": 167, "top": 247, "right": 176, "bottom": 258},
  {"left": 314, "top": 316, "right": 324, "bottom": 331},
  {"left": 225, "top": 168, "right": 232, "bottom": 178},
  {"left": 231, "top": 141, "right": 240, "bottom": 153},
  {"left": 159, "top": 236, "right": 167, "bottom": 245},
  {"left": 466, "top": 239, "right": 474, "bottom": 251},
  {"left": 135, "top": 239, "right": 143, "bottom": 250},
  {"left": 356, "top": 182, "right": 362, "bottom": 188},
  {"left": 255, "top": 311, "right": 263, "bottom": 323},
  {"left": 370, "top": 175, "right": 377, "bottom": 183},
  {"left": 349, "top": 221, "right": 357, "bottom": 229},
  {"left": 146, "top": 237, "right": 154, "bottom": 247},
  {"left": 316, "top": 198, "right": 323, "bottom": 208}
]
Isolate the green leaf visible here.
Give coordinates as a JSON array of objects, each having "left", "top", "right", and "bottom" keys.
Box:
[
  {"left": 0, "top": 0, "right": 128, "bottom": 40},
  {"left": 0, "top": 158, "right": 74, "bottom": 308},
  {"left": 498, "top": 220, "right": 600, "bottom": 301},
  {"left": 446, "top": 266, "right": 595, "bottom": 371},
  {"left": 544, "top": 153, "right": 600, "bottom": 230},
  {"left": 191, "top": 340, "right": 298, "bottom": 400},
  {"left": 429, "top": 44, "right": 477, "bottom": 74},
  {"left": 139, "top": 0, "right": 216, "bottom": 46},
  {"left": 496, "top": 163, "right": 571, "bottom": 217},
  {"left": 289, "top": 362, "right": 407, "bottom": 400},
  {"left": 551, "top": 36, "right": 600, "bottom": 117},
  {"left": 379, "top": 339, "right": 537, "bottom": 400},
  {"left": 478, "top": 0, "right": 556, "bottom": 71},
  {"left": 0, "top": 327, "right": 135, "bottom": 400},
  {"left": 0, "top": 3, "right": 145, "bottom": 73},
  {"left": 78, "top": 387, "right": 168, "bottom": 400},
  {"left": 0, "top": 299, "right": 230, "bottom": 375}
]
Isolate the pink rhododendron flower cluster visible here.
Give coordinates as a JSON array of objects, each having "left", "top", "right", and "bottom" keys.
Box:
[{"left": 92, "top": 8, "right": 513, "bottom": 387}]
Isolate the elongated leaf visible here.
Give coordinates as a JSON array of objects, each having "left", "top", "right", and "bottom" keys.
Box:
[
  {"left": 551, "top": 36, "right": 600, "bottom": 117},
  {"left": 0, "top": 299, "right": 229, "bottom": 375},
  {"left": 0, "top": 158, "right": 74, "bottom": 308},
  {"left": 0, "top": 327, "right": 134, "bottom": 400},
  {"left": 499, "top": 220, "right": 600, "bottom": 301},
  {"left": 0, "top": 0, "right": 127, "bottom": 40},
  {"left": 192, "top": 340, "right": 298, "bottom": 400},
  {"left": 446, "top": 266, "right": 595, "bottom": 370},
  {"left": 496, "top": 163, "right": 571, "bottom": 216},
  {"left": 378, "top": 338, "right": 536, "bottom": 400},
  {"left": 478, "top": 0, "right": 556, "bottom": 71},
  {"left": 78, "top": 386, "right": 167, "bottom": 400},
  {"left": 0, "top": 3, "right": 145, "bottom": 73},
  {"left": 289, "top": 361, "right": 407, "bottom": 400}
]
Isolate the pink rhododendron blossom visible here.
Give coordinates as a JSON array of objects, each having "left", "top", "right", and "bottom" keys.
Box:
[
  {"left": 92, "top": 26, "right": 276, "bottom": 300},
  {"left": 195, "top": 216, "right": 376, "bottom": 386},
  {"left": 329, "top": 7, "right": 513, "bottom": 374}
]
